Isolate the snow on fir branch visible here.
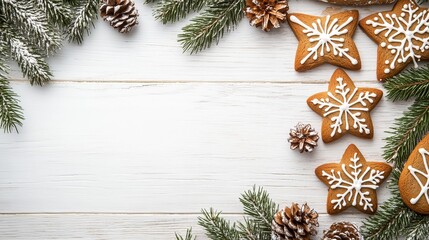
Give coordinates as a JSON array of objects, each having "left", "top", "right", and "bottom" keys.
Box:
[
  {"left": 0, "top": 0, "right": 98, "bottom": 132},
  {"left": 153, "top": 0, "right": 208, "bottom": 24},
  {"left": 175, "top": 186, "right": 277, "bottom": 240}
]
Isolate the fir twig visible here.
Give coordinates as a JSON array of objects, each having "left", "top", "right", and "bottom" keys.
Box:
[
  {"left": 237, "top": 218, "right": 269, "bottom": 240},
  {"left": 239, "top": 186, "right": 278, "bottom": 235},
  {"left": 383, "top": 98, "right": 429, "bottom": 167},
  {"left": 0, "top": 0, "right": 61, "bottom": 53},
  {"left": 32, "top": 0, "right": 72, "bottom": 26},
  {"left": 178, "top": 0, "right": 245, "bottom": 54},
  {"left": 198, "top": 208, "right": 240, "bottom": 240},
  {"left": 384, "top": 65, "right": 429, "bottom": 101},
  {"left": 154, "top": 0, "right": 208, "bottom": 24},
  {"left": 68, "top": 0, "right": 99, "bottom": 44},
  {"left": 0, "top": 46, "right": 24, "bottom": 133},
  {"left": 175, "top": 228, "right": 196, "bottom": 240}
]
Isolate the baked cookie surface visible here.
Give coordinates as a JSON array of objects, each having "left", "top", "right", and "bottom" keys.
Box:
[
  {"left": 399, "top": 134, "right": 429, "bottom": 215},
  {"left": 307, "top": 69, "right": 383, "bottom": 143},
  {"left": 288, "top": 10, "right": 361, "bottom": 71},
  {"left": 360, "top": 0, "right": 429, "bottom": 81},
  {"left": 315, "top": 144, "right": 392, "bottom": 214}
]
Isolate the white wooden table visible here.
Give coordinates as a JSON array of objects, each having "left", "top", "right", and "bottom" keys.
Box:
[{"left": 0, "top": 1, "right": 412, "bottom": 239}]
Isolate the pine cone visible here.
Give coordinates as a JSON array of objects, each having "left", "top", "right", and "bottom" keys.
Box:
[
  {"left": 272, "top": 203, "right": 319, "bottom": 240},
  {"left": 244, "top": 0, "right": 289, "bottom": 31},
  {"left": 322, "top": 222, "right": 361, "bottom": 240},
  {"left": 288, "top": 123, "right": 319, "bottom": 153},
  {"left": 100, "top": 0, "right": 138, "bottom": 33}
]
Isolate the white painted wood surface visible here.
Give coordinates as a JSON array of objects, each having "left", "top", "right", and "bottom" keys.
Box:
[{"left": 2, "top": 0, "right": 417, "bottom": 239}]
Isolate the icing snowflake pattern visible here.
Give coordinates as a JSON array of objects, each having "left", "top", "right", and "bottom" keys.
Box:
[
  {"left": 322, "top": 153, "right": 386, "bottom": 211},
  {"left": 289, "top": 14, "right": 359, "bottom": 65},
  {"left": 408, "top": 148, "right": 429, "bottom": 205},
  {"left": 311, "top": 77, "right": 377, "bottom": 137},
  {"left": 365, "top": 3, "right": 429, "bottom": 74}
]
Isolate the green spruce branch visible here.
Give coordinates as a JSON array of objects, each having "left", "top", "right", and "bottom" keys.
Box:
[
  {"left": 178, "top": 0, "right": 245, "bottom": 54},
  {"left": 32, "top": 0, "right": 72, "bottom": 26},
  {"left": 383, "top": 98, "right": 429, "bottom": 167},
  {"left": 175, "top": 186, "right": 277, "bottom": 240},
  {"left": 68, "top": 0, "right": 99, "bottom": 44},
  {"left": 384, "top": 65, "right": 429, "bottom": 101},
  {"left": 154, "top": 0, "right": 208, "bottom": 24}
]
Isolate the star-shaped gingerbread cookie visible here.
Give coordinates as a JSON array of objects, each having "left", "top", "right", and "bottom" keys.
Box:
[
  {"left": 315, "top": 144, "right": 392, "bottom": 214},
  {"left": 287, "top": 10, "right": 361, "bottom": 72},
  {"left": 360, "top": 0, "right": 429, "bottom": 81},
  {"left": 307, "top": 69, "right": 383, "bottom": 143}
]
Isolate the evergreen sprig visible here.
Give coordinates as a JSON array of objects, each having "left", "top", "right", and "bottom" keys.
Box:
[
  {"left": 175, "top": 228, "right": 196, "bottom": 240},
  {"left": 383, "top": 98, "right": 429, "bottom": 167},
  {"left": 67, "top": 0, "right": 99, "bottom": 44},
  {"left": 175, "top": 186, "right": 277, "bottom": 240},
  {"left": 154, "top": 0, "right": 208, "bottom": 24},
  {"left": 384, "top": 65, "right": 429, "bottom": 101},
  {"left": 179, "top": 0, "right": 245, "bottom": 54}
]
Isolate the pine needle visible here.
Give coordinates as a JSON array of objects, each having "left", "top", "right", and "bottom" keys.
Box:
[
  {"left": 154, "top": 0, "right": 208, "bottom": 24},
  {"left": 239, "top": 186, "right": 278, "bottom": 235},
  {"left": 178, "top": 0, "right": 245, "bottom": 54},
  {"left": 0, "top": 45, "right": 24, "bottom": 133},
  {"left": 383, "top": 98, "right": 429, "bottom": 167},
  {"left": 198, "top": 208, "right": 240, "bottom": 240},
  {"left": 384, "top": 65, "right": 429, "bottom": 102},
  {"left": 175, "top": 228, "right": 196, "bottom": 240},
  {"left": 32, "top": 0, "right": 72, "bottom": 26},
  {"left": 68, "top": 0, "right": 98, "bottom": 44}
]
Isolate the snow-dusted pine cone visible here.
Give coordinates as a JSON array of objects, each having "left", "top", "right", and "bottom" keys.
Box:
[
  {"left": 322, "top": 222, "right": 361, "bottom": 240},
  {"left": 100, "top": 0, "right": 138, "bottom": 33},
  {"left": 288, "top": 123, "right": 319, "bottom": 153},
  {"left": 271, "top": 203, "right": 319, "bottom": 240},
  {"left": 244, "top": 0, "right": 289, "bottom": 31}
]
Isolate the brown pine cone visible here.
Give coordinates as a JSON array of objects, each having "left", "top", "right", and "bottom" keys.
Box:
[
  {"left": 272, "top": 203, "right": 319, "bottom": 240},
  {"left": 288, "top": 123, "right": 319, "bottom": 153},
  {"left": 322, "top": 222, "right": 361, "bottom": 240},
  {"left": 100, "top": 0, "right": 139, "bottom": 33},
  {"left": 244, "top": 0, "right": 289, "bottom": 31}
]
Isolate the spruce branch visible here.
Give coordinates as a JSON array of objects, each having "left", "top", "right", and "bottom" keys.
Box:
[
  {"left": 8, "top": 37, "right": 52, "bottom": 85},
  {"left": 383, "top": 98, "right": 429, "bottom": 167},
  {"left": 0, "top": 46, "right": 24, "bottom": 133},
  {"left": 239, "top": 186, "right": 278, "bottom": 235},
  {"left": 198, "top": 208, "right": 240, "bottom": 240},
  {"left": 178, "top": 0, "right": 245, "bottom": 54},
  {"left": 154, "top": 0, "right": 208, "bottom": 24},
  {"left": 68, "top": 0, "right": 99, "bottom": 44},
  {"left": 384, "top": 65, "right": 429, "bottom": 101},
  {"left": 404, "top": 217, "right": 429, "bottom": 240},
  {"left": 237, "top": 218, "right": 269, "bottom": 240},
  {"left": 0, "top": 0, "right": 61, "bottom": 53},
  {"left": 175, "top": 228, "right": 196, "bottom": 240},
  {"left": 32, "top": 0, "right": 72, "bottom": 26}
]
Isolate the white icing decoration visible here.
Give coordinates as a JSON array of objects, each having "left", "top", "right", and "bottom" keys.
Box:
[
  {"left": 408, "top": 148, "right": 429, "bottom": 205},
  {"left": 289, "top": 15, "right": 359, "bottom": 65},
  {"left": 322, "top": 152, "right": 386, "bottom": 211},
  {"left": 365, "top": 3, "right": 429, "bottom": 74},
  {"left": 311, "top": 77, "right": 377, "bottom": 137}
]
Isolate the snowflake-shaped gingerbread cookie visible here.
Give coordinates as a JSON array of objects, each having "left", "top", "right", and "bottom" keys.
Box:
[
  {"left": 399, "top": 134, "right": 429, "bottom": 214},
  {"left": 307, "top": 69, "right": 383, "bottom": 143},
  {"left": 288, "top": 10, "right": 361, "bottom": 71},
  {"left": 316, "top": 144, "right": 392, "bottom": 214},
  {"left": 360, "top": 0, "right": 429, "bottom": 81}
]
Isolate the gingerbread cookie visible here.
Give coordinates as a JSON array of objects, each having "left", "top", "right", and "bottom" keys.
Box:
[
  {"left": 288, "top": 10, "right": 361, "bottom": 72},
  {"left": 307, "top": 69, "right": 383, "bottom": 143},
  {"left": 360, "top": 0, "right": 429, "bottom": 81},
  {"left": 399, "top": 134, "right": 429, "bottom": 214},
  {"left": 315, "top": 144, "right": 392, "bottom": 214}
]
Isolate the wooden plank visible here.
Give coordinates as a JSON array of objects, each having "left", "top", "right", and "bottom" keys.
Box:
[
  {"left": 0, "top": 213, "right": 366, "bottom": 239},
  {"left": 0, "top": 82, "right": 408, "bottom": 214},
  {"left": 7, "top": 1, "right": 396, "bottom": 82}
]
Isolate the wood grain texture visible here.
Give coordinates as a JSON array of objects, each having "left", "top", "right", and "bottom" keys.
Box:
[
  {"left": 7, "top": 1, "right": 395, "bottom": 83},
  {"left": 1, "top": 1, "right": 417, "bottom": 239}
]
